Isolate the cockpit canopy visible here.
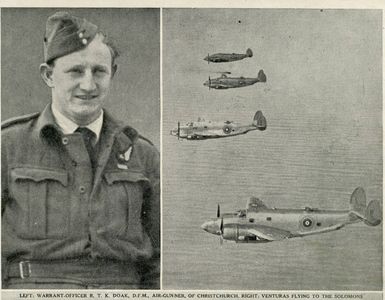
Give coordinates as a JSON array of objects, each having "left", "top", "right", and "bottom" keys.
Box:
[{"left": 247, "top": 197, "right": 269, "bottom": 212}]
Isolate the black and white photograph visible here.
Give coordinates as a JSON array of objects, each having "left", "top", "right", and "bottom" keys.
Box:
[
  {"left": 0, "top": 2, "right": 383, "bottom": 299},
  {"left": 162, "top": 8, "right": 382, "bottom": 290},
  {"left": 1, "top": 8, "right": 160, "bottom": 289}
]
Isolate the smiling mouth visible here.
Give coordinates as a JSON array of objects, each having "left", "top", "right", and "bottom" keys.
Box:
[{"left": 75, "top": 95, "right": 98, "bottom": 100}]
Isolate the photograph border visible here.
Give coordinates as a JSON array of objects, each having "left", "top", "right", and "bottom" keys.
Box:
[{"left": 0, "top": 0, "right": 383, "bottom": 299}]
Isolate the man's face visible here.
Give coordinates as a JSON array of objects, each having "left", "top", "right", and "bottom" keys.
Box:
[{"left": 47, "top": 35, "right": 114, "bottom": 125}]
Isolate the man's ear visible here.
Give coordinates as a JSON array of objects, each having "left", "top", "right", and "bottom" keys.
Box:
[
  {"left": 111, "top": 64, "right": 118, "bottom": 78},
  {"left": 40, "top": 63, "right": 54, "bottom": 88}
]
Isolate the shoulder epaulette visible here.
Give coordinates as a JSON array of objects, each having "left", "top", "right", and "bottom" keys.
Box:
[
  {"left": 1, "top": 112, "right": 40, "bottom": 129},
  {"left": 121, "top": 124, "right": 154, "bottom": 146},
  {"left": 138, "top": 134, "right": 154, "bottom": 146}
]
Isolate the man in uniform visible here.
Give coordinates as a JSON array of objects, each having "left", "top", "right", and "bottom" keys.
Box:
[{"left": 1, "top": 11, "right": 160, "bottom": 289}]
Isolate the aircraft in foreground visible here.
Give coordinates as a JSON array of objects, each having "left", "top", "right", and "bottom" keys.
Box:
[
  {"left": 170, "top": 111, "right": 266, "bottom": 140},
  {"left": 201, "top": 187, "right": 382, "bottom": 243},
  {"left": 204, "top": 48, "right": 253, "bottom": 63},
  {"left": 204, "top": 69, "right": 266, "bottom": 90}
]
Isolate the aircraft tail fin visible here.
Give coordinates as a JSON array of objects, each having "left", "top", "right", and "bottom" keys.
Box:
[
  {"left": 364, "top": 200, "right": 382, "bottom": 226},
  {"left": 246, "top": 48, "right": 253, "bottom": 57},
  {"left": 257, "top": 69, "right": 266, "bottom": 82},
  {"left": 349, "top": 187, "right": 366, "bottom": 219},
  {"left": 349, "top": 187, "right": 382, "bottom": 226},
  {"left": 253, "top": 111, "right": 267, "bottom": 131}
]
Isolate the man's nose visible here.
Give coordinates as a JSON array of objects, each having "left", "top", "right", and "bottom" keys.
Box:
[{"left": 79, "top": 70, "right": 97, "bottom": 91}]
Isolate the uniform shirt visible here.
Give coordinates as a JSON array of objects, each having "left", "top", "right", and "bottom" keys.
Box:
[
  {"left": 1, "top": 105, "right": 160, "bottom": 287},
  {"left": 51, "top": 104, "right": 104, "bottom": 143}
]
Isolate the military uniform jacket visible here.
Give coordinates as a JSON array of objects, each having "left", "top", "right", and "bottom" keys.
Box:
[{"left": 1, "top": 105, "right": 160, "bottom": 286}]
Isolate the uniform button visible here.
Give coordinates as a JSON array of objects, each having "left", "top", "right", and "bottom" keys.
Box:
[
  {"left": 62, "top": 137, "right": 69, "bottom": 145},
  {"left": 82, "top": 38, "right": 87, "bottom": 45},
  {"left": 79, "top": 186, "right": 86, "bottom": 193},
  {"left": 78, "top": 32, "right": 84, "bottom": 38}
]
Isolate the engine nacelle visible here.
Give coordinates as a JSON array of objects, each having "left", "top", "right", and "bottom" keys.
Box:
[{"left": 222, "top": 224, "right": 269, "bottom": 243}]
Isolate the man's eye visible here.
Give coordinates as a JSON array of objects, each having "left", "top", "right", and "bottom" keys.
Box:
[
  {"left": 68, "top": 68, "right": 83, "bottom": 74},
  {"left": 94, "top": 68, "right": 108, "bottom": 74}
]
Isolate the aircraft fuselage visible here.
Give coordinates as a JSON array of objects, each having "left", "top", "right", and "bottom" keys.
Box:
[
  {"left": 202, "top": 208, "right": 354, "bottom": 243},
  {"left": 171, "top": 122, "right": 257, "bottom": 140},
  {"left": 204, "top": 53, "right": 248, "bottom": 63},
  {"left": 204, "top": 77, "right": 260, "bottom": 89},
  {"left": 171, "top": 111, "right": 267, "bottom": 140}
]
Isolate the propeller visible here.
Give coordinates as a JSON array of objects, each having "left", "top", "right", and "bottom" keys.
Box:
[
  {"left": 216, "top": 204, "right": 224, "bottom": 244},
  {"left": 207, "top": 53, "right": 210, "bottom": 64},
  {"left": 177, "top": 121, "right": 180, "bottom": 140},
  {"left": 219, "top": 217, "right": 224, "bottom": 245},
  {"left": 208, "top": 76, "right": 211, "bottom": 90}
]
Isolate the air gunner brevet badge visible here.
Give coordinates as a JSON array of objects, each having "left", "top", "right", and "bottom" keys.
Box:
[{"left": 117, "top": 146, "right": 132, "bottom": 169}]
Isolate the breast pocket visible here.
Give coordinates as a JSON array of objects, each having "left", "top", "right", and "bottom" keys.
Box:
[
  {"left": 103, "top": 170, "right": 150, "bottom": 242},
  {"left": 9, "top": 167, "right": 70, "bottom": 239}
]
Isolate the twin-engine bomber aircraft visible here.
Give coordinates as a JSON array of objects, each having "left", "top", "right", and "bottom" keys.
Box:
[
  {"left": 204, "top": 48, "right": 253, "bottom": 63},
  {"left": 170, "top": 111, "right": 266, "bottom": 140},
  {"left": 201, "top": 187, "right": 382, "bottom": 243},
  {"left": 204, "top": 69, "right": 266, "bottom": 90}
]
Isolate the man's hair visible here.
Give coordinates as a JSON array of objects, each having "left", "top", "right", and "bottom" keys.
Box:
[
  {"left": 47, "top": 31, "right": 119, "bottom": 68},
  {"left": 99, "top": 31, "right": 120, "bottom": 67}
]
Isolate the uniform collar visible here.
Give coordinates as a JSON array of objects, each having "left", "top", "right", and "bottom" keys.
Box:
[
  {"left": 36, "top": 104, "right": 139, "bottom": 148},
  {"left": 51, "top": 104, "right": 104, "bottom": 142}
]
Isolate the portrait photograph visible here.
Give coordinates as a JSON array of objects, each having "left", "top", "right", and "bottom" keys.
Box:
[
  {"left": 162, "top": 8, "right": 382, "bottom": 290},
  {"left": 1, "top": 8, "right": 160, "bottom": 289}
]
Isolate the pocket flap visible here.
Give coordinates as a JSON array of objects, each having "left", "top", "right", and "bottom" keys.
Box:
[
  {"left": 104, "top": 170, "right": 149, "bottom": 185},
  {"left": 11, "top": 167, "right": 68, "bottom": 186}
]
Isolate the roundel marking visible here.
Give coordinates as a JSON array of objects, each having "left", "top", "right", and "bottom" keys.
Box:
[
  {"left": 223, "top": 125, "right": 232, "bottom": 134},
  {"left": 300, "top": 216, "right": 315, "bottom": 230},
  {"left": 303, "top": 218, "right": 312, "bottom": 227}
]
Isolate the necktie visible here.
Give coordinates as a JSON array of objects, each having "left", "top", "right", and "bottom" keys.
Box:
[{"left": 75, "top": 127, "right": 97, "bottom": 170}]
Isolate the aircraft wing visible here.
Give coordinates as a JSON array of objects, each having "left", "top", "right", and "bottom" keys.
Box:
[
  {"left": 248, "top": 226, "right": 292, "bottom": 241},
  {"left": 202, "top": 130, "right": 220, "bottom": 136},
  {"left": 187, "top": 130, "right": 221, "bottom": 139},
  {"left": 201, "top": 129, "right": 230, "bottom": 137},
  {"left": 186, "top": 133, "right": 206, "bottom": 139},
  {"left": 210, "top": 83, "right": 230, "bottom": 89}
]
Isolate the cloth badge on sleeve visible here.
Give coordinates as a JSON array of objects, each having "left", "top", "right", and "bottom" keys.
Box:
[
  {"left": 117, "top": 146, "right": 132, "bottom": 169},
  {"left": 118, "top": 146, "right": 132, "bottom": 162}
]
